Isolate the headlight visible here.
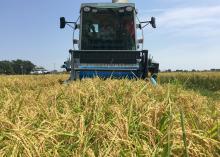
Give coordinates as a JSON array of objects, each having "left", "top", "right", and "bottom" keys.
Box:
[
  {"left": 84, "top": 7, "right": 91, "bottom": 12},
  {"left": 126, "top": 6, "right": 133, "bottom": 12}
]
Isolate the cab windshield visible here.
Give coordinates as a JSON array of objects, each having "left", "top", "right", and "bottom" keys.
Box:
[{"left": 81, "top": 8, "right": 136, "bottom": 50}]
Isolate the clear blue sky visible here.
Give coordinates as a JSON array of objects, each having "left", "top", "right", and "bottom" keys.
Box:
[{"left": 0, "top": 0, "right": 219, "bottom": 71}]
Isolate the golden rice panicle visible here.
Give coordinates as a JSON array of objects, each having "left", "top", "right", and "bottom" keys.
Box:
[{"left": 0, "top": 74, "right": 219, "bottom": 156}]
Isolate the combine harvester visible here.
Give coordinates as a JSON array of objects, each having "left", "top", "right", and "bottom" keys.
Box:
[{"left": 60, "top": 0, "right": 159, "bottom": 84}]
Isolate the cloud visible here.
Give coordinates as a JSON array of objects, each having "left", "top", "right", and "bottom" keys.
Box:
[
  {"left": 140, "top": 6, "right": 220, "bottom": 38},
  {"left": 159, "top": 6, "right": 220, "bottom": 25},
  {"left": 166, "top": 6, "right": 220, "bottom": 37},
  {"left": 139, "top": 5, "right": 220, "bottom": 70}
]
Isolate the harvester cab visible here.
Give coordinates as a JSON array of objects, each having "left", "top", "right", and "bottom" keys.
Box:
[{"left": 60, "top": 0, "right": 159, "bottom": 82}]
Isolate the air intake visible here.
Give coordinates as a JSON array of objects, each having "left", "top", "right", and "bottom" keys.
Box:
[{"left": 112, "top": 0, "right": 128, "bottom": 3}]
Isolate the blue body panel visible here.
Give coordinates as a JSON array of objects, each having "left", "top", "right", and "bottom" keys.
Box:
[
  {"left": 78, "top": 66, "right": 139, "bottom": 79},
  {"left": 79, "top": 71, "right": 138, "bottom": 79}
]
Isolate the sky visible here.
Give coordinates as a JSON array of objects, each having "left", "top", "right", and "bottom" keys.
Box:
[{"left": 0, "top": 0, "right": 220, "bottom": 71}]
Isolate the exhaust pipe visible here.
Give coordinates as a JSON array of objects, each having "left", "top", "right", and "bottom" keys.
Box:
[{"left": 112, "top": 0, "right": 128, "bottom": 3}]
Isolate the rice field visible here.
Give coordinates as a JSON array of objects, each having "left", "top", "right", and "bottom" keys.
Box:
[
  {"left": 0, "top": 73, "right": 219, "bottom": 156},
  {"left": 159, "top": 72, "right": 220, "bottom": 100}
]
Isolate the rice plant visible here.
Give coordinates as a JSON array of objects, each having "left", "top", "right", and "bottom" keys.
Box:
[{"left": 0, "top": 74, "right": 219, "bottom": 156}]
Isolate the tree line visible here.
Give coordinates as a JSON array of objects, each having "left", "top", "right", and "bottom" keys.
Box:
[{"left": 0, "top": 59, "right": 35, "bottom": 75}]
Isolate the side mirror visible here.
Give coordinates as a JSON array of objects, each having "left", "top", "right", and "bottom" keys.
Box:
[
  {"left": 60, "top": 17, "right": 66, "bottom": 29},
  {"left": 150, "top": 17, "right": 156, "bottom": 28}
]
